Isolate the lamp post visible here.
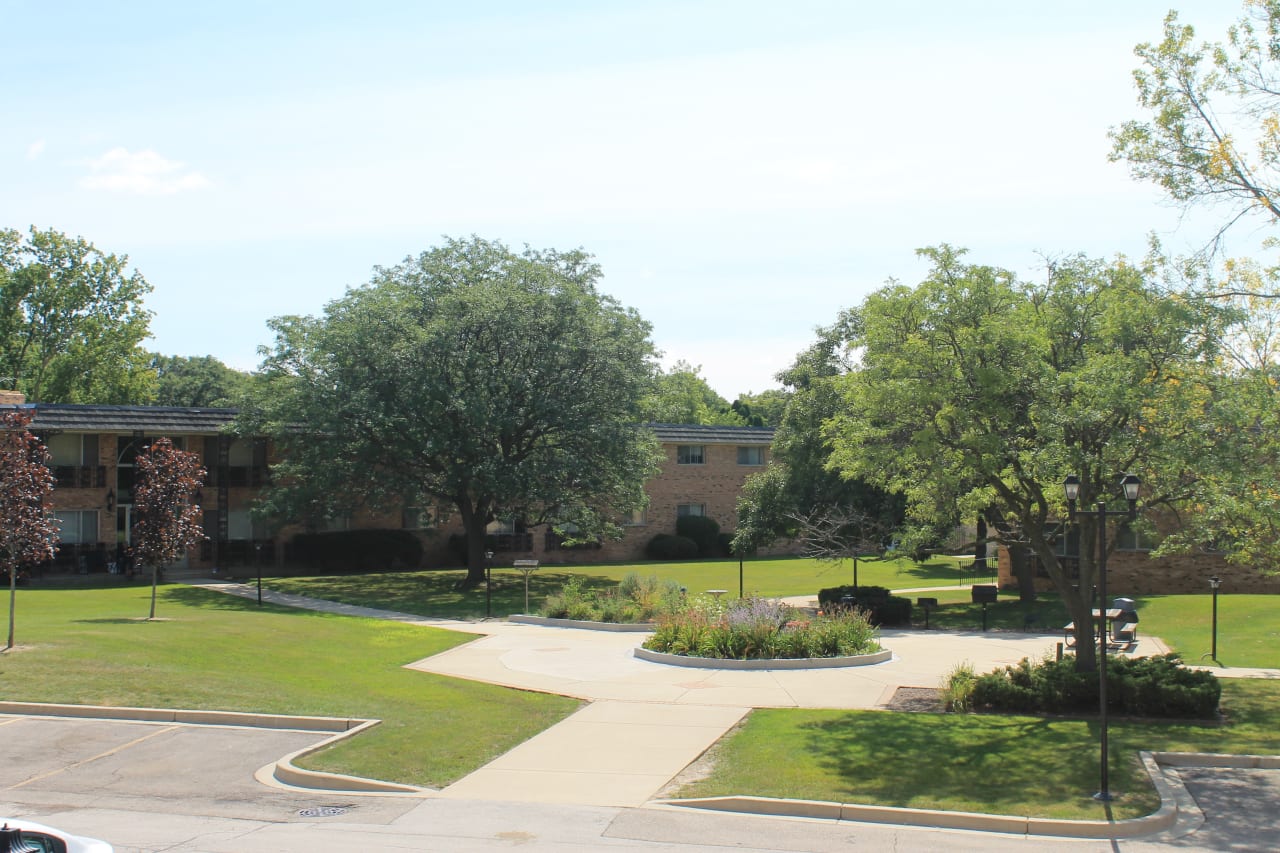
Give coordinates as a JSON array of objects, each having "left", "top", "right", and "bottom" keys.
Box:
[
  {"left": 1205, "top": 575, "right": 1222, "bottom": 663},
  {"left": 255, "top": 541, "right": 263, "bottom": 605},
  {"left": 485, "top": 550, "right": 494, "bottom": 619},
  {"left": 1064, "top": 473, "right": 1140, "bottom": 803}
]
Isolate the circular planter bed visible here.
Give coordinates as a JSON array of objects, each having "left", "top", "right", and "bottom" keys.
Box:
[
  {"left": 508, "top": 614, "right": 655, "bottom": 633},
  {"left": 632, "top": 646, "right": 892, "bottom": 670}
]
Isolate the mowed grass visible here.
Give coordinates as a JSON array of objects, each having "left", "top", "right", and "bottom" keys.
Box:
[
  {"left": 672, "top": 679, "right": 1280, "bottom": 820},
  {"left": 0, "top": 584, "right": 580, "bottom": 787},
  {"left": 1132, "top": 594, "right": 1280, "bottom": 669},
  {"left": 264, "top": 554, "right": 984, "bottom": 619}
]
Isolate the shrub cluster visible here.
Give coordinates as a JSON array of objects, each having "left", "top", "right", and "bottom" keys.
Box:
[
  {"left": 816, "top": 585, "right": 912, "bottom": 626},
  {"left": 676, "top": 514, "right": 722, "bottom": 556},
  {"left": 645, "top": 533, "right": 699, "bottom": 560},
  {"left": 643, "top": 595, "right": 880, "bottom": 660},
  {"left": 538, "top": 573, "right": 685, "bottom": 623},
  {"left": 951, "top": 653, "right": 1220, "bottom": 719},
  {"left": 288, "top": 529, "right": 422, "bottom": 572}
]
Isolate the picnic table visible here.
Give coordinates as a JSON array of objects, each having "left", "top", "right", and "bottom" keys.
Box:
[{"left": 1064, "top": 609, "right": 1138, "bottom": 649}]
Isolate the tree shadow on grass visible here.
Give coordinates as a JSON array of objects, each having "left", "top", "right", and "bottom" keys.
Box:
[{"left": 793, "top": 710, "right": 1121, "bottom": 815}]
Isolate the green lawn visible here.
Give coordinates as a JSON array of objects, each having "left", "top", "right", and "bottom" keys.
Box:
[
  {"left": 263, "top": 554, "right": 984, "bottom": 619},
  {"left": 0, "top": 584, "right": 580, "bottom": 787},
  {"left": 1129, "top": 594, "right": 1279, "bottom": 669},
  {"left": 671, "top": 679, "right": 1280, "bottom": 820}
]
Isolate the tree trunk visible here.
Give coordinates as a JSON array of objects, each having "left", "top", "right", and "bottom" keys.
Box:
[
  {"left": 456, "top": 498, "right": 490, "bottom": 589},
  {"left": 6, "top": 563, "right": 15, "bottom": 651},
  {"left": 1007, "top": 544, "right": 1038, "bottom": 603},
  {"left": 149, "top": 563, "right": 159, "bottom": 619}
]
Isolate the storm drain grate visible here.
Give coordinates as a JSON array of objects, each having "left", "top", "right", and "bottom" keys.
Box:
[{"left": 298, "top": 805, "right": 351, "bottom": 818}]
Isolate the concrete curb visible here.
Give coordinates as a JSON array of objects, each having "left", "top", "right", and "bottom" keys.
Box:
[
  {"left": 0, "top": 701, "right": 430, "bottom": 797},
  {"left": 653, "top": 750, "right": 1246, "bottom": 839},
  {"left": 508, "top": 614, "right": 656, "bottom": 632},
  {"left": 633, "top": 646, "right": 892, "bottom": 670}
]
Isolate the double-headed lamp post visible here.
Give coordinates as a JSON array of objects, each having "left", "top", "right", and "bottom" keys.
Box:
[{"left": 1063, "top": 473, "right": 1140, "bottom": 803}]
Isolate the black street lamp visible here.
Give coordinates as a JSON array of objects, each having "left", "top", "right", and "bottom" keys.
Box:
[
  {"left": 255, "top": 541, "right": 263, "bottom": 605},
  {"left": 1064, "top": 473, "right": 1140, "bottom": 803},
  {"left": 1204, "top": 575, "right": 1222, "bottom": 664},
  {"left": 484, "top": 550, "right": 494, "bottom": 619}
]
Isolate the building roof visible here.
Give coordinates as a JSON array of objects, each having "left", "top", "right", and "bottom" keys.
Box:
[
  {"left": 2, "top": 405, "right": 777, "bottom": 444},
  {"left": 17, "top": 404, "right": 239, "bottom": 434},
  {"left": 647, "top": 423, "right": 775, "bottom": 445}
]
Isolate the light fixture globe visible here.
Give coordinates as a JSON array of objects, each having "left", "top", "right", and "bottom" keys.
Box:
[{"left": 1063, "top": 475, "right": 1081, "bottom": 502}]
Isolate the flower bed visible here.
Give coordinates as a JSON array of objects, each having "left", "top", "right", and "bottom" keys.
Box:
[{"left": 643, "top": 596, "right": 881, "bottom": 661}]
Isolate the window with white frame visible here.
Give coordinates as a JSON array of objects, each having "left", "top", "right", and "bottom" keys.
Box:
[
  {"left": 676, "top": 445, "right": 705, "bottom": 465},
  {"left": 737, "top": 446, "right": 765, "bottom": 466},
  {"left": 55, "top": 510, "right": 99, "bottom": 545},
  {"left": 676, "top": 503, "right": 705, "bottom": 518}
]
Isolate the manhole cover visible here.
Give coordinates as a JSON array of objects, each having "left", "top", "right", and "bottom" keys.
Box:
[{"left": 298, "top": 805, "right": 350, "bottom": 818}]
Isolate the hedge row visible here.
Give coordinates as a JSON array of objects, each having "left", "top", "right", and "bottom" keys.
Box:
[
  {"left": 970, "top": 653, "right": 1220, "bottom": 719},
  {"left": 816, "top": 584, "right": 912, "bottom": 627},
  {"left": 288, "top": 529, "right": 422, "bottom": 572}
]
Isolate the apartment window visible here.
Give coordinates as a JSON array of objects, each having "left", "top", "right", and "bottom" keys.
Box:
[
  {"left": 677, "top": 503, "right": 705, "bottom": 518},
  {"left": 55, "top": 510, "right": 99, "bottom": 545},
  {"left": 403, "top": 507, "right": 431, "bottom": 530},
  {"left": 676, "top": 445, "right": 705, "bottom": 465},
  {"left": 737, "top": 446, "right": 765, "bottom": 466},
  {"left": 48, "top": 434, "right": 97, "bottom": 466},
  {"left": 487, "top": 517, "right": 517, "bottom": 535},
  {"left": 1116, "top": 523, "right": 1160, "bottom": 552},
  {"left": 623, "top": 508, "right": 646, "bottom": 527}
]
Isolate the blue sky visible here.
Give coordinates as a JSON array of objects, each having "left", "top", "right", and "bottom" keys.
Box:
[{"left": 2, "top": 1, "right": 1247, "bottom": 398}]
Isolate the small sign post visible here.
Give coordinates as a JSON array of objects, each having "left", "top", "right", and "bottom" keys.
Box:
[{"left": 513, "top": 559, "right": 539, "bottom": 614}]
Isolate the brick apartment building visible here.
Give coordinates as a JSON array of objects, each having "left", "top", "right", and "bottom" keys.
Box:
[{"left": 7, "top": 400, "right": 774, "bottom": 576}]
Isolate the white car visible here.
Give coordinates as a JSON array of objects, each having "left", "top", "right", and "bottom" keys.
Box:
[{"left": 0, "top": 818, "right": 112, "bottom": 853}]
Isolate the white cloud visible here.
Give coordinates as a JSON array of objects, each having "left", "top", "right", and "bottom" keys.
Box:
[
  {"left": 26, "top": 140, "right": 45, "bottom": 159},
  {"left": 80, "top": 147, "right": 212, "bottom": 195}
]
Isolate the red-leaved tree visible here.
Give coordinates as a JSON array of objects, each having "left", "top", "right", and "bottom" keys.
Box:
[
  {"left": 0, "top": 410, "right": 58, "bottom": 650},
  {"left": 132, "top": 437, "right": 205, "bottom": 619}
]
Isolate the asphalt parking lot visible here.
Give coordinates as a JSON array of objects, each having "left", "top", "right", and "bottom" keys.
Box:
[
  {"left": 0, "top": 715, "right": 421, "bottom": 825},
  {"left": 6, "top": 713, "right": 1280, "bottom": 852}
]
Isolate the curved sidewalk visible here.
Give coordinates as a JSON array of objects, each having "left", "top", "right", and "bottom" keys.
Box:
[
  {"left": 193, "top": 581, "right": 1278, "bottom": 822},
  {"left": 197, "top": 581, "right": 1061, "bottom": 807}
]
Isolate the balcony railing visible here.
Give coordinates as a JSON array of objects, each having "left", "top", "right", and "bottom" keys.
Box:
[{"left": 51, "top": 465, "right": 107, "bottom": 489}]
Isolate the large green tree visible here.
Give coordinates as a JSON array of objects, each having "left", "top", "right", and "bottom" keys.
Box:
[
  {"left": 242, "top": 236, "right": 661, "bottom": 586},
  {"left": 149, "top": 353, "right": 251, "bottom": 408},
  {"left": 1110, "top": 2, "right": 1280, "bottom": 255},
  {"left": 824, "top": 247, "right": 1230, "bottom": 672},
  {"left": 640, "top": 360, "right": 745, "bottom": 425},
  {"left": 0, "top": 227, "right": 154, "bottom": 403},
  {"left": 733, "top": 315, "right": 903, "bottom": 556}
]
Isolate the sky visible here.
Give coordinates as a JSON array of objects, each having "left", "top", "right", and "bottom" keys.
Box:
[{"left": 1, "top": 1, "right": 1251, "bottom": 399}]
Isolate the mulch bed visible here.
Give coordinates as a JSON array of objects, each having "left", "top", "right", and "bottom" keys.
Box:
[{"left": 885, "top": 686, "right": 945, "bottom": 712}]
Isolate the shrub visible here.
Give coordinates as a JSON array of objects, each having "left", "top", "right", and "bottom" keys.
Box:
[
  {"left": 816, "top": 585, "right": 912, "bottom": 626},
  {"left": 718, "top": 532, "right": 736, "bottom": 556},
  {"left": 961, "top": 653, "right": 1220, "bottom": 719},
  {"left": 676, "top": 514, "right": 722, "bottom": 556},
  {"left": 289, "top": 529, "right": 422, "bottom": 572},
  {"left": 646, "top": 533, "right": 699, "bottom": 560}
]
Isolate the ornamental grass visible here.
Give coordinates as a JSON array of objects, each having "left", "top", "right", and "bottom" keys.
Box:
[{"left": 644, "top": 596, "right": 880, "bottom": 660}]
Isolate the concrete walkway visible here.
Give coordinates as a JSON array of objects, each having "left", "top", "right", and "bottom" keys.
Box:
[{"left": 194, "top": 580, "right": 1192, "bottom": 809}]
